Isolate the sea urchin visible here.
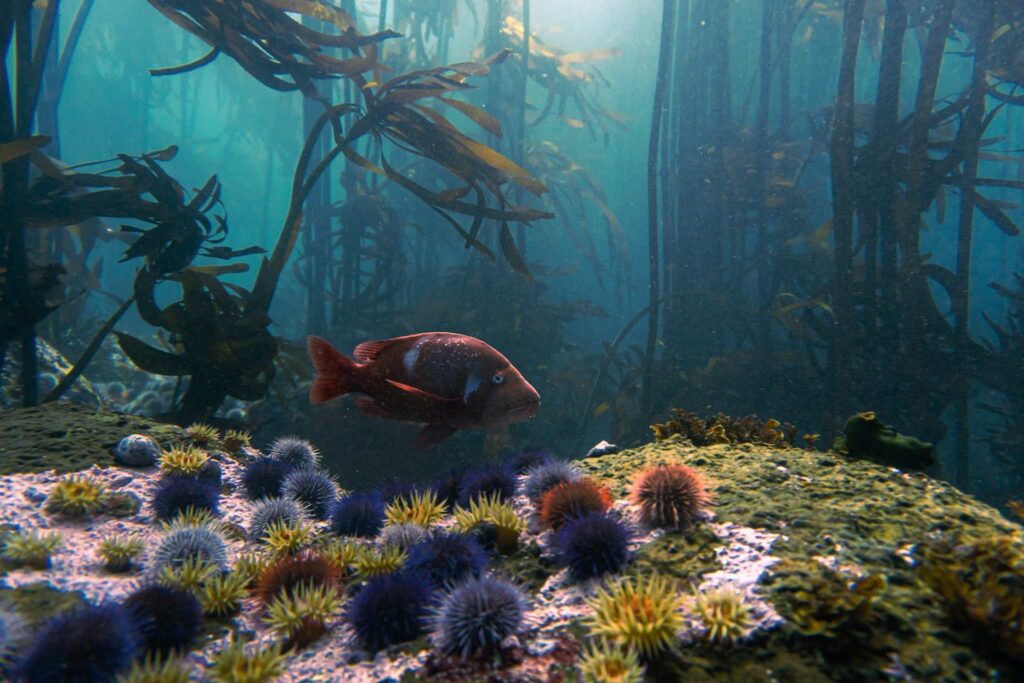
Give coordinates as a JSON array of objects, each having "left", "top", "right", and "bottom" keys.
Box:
[
  {"left": 430, "top": 575, "right": 526, "bottom": 658},
  {"left": 629, "top": 463, "right": 711, "bottom": 530}
]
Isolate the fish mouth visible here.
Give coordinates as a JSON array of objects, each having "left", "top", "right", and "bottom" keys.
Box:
[{"left": 504, "top": 398, "right": 540, "bottom": 421}]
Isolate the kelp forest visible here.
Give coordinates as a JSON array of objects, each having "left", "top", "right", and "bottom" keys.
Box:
[{"left": 2, "top": 0, "right": 1024, "bottom": 510}]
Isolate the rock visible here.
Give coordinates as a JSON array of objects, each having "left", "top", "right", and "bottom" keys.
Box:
[
  {"left": 112, "top": 434, "right": 159, "bottom": 467},
  {"left": 583, "top": 440, "right": 620, "bottom": 458}
]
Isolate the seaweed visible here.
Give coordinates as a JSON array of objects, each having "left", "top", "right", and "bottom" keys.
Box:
[{"left": 650, "top": 407, "right": 795, "bottom": 448}]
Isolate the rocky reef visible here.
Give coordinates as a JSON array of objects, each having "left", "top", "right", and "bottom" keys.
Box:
[{"left": 0, "top": 402, "right": 1020, "bottom": 682}]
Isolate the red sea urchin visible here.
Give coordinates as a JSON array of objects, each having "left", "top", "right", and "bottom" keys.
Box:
[
  {"left": 538, "top": 478, "right": 612, "bottom": 530},
  {"left": 630, "top": 463, "right": 711, "bottom": 530}
]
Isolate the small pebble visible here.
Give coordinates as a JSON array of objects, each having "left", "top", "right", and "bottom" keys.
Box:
[{"left": 113, "top": 434, "right": 159, "bottom": 467}]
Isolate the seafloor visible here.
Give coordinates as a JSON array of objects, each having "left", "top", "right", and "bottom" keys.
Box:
[{"left": 0, "top": 402, "right": 1021, "bottom": 682}]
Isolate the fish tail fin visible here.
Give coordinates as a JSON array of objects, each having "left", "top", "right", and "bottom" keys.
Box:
[{"left": 307, "top": 335, "right": 359, "bottom": 404}]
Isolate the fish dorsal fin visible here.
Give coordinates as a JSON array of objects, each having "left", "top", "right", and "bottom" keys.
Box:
[
  {"left": 353, "top": 338, "right": 404, "bottom": 363},
  {"left": 385, "top": 379, "right": 459, "bottom": 404}
]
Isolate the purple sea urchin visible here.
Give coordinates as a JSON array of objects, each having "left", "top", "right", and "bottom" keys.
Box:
[
  {"left": 329, "top": 491, "right": 385, "bottom": 538},
  {"left": 19, "top": 603, "right": 141, "bottom": 683},
  {"left": 405, "top": 532, "right": 487, "bottom": 588},
  {"left": 151, "top": 523, "right": 228, "bottom": 575},
  {"left": 431, "top": 469, "right": 464, "bottom": 511},
  {"left": 502, "top": 447, "right": 554, "bottom": 474},
  {"left": 267, "top": 436, "right": 321, "bottom": 468},
  {"left": 430, "top": 576, "right": 526, "bottom": 658},
  {"left": 152, "top": 476, "right": 220, "bottom": 522},
  {"left": 241, "top": 457, "right": 294, "bottom": 500},
  {"left": 456, "top": 465, "right": 516, "bottom": 507},
  {"left": 554, "top": 512, "right": 632, "bottom": 581},
  {"left": 0, "top": 606, "right": 26, "bottom": 675},
  {"left": 249, "top": 496, "right": 307, "bottom": 543},
  {"left": 346, "top": 572, "right": 433, "bottom": 652},
  {"left": 123, "top": 584, "right": 204, "bottom": 657},
  {"left": 521, "top": 460, "right": 582, "bottom": 501},
  {"left": 630, "top": 463, "right": 711, "bottom": 530},
  {"left": 282, "top": 467, "right": 339, "bottom": 520}
]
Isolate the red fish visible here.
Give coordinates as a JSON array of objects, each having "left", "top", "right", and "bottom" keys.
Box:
[{"left": 307, "top": 333, "right": 541, "bottom": 447}]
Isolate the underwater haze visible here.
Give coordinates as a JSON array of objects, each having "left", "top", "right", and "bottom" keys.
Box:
[{"left": 2, "top": 1, "right": 1024, "bottom": 681}]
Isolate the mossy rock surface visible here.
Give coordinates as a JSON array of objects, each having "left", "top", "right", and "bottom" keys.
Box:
[
  {"left": 0, "top": 402, "right": 181, "bottom": 475},
  {"left": 580, "top": 434, "right": 1022, "bottom": 681}
]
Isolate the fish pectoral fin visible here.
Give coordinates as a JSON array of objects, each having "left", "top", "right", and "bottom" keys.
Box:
[
  {"left": 385, "top": 379, "right": 459, "bottom": 404},
  {"left": 415, "top": 424, "right": 458, "bottom": 448}
]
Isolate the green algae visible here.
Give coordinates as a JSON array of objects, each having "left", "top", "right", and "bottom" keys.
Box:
[
  {"left": 579, "top": 434, "right": 1023, "bottom": 681},
  {"left": 0, "top": 402, "right": 182, "bottom": 475}
]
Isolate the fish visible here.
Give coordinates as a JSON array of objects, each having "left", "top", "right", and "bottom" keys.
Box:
[{"left": 307, "top": 333, "right": 541, "bottom": 447}]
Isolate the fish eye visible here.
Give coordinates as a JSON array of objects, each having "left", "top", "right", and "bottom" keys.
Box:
[{"left": 491, "top": 373, "right": 505, "bottom": 385}]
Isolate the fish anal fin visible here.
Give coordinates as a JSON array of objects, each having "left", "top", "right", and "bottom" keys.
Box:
[
  {"left": 415, "top": 424, "right": 458, "bottom": 448},
  {"left": 354, "top": 338, "right": 403, "bottom": 363},
  {"left": 386, "top": 379, "right": 458, "bottom": 404},
  {"left": 356, "top": 397, "right": 396, "bottom": 419}
]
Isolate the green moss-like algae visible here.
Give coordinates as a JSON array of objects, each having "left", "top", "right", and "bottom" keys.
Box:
[
  {"left": 578, "top": 434, "right": 1020, "bottom": 681},
  {"left": 0, "top": 402, "right": 181, "bottom": 475}
]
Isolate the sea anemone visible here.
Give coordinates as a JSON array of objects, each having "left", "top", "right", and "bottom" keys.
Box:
[
  {"left": 240, "top": 457, "right": 294, "bottom": 500},
  {"left": 264, "top": 582, "right": 341, "bottom": 649},
  {"left": 586, "top": 574, "right": 683, "bottom": 658},
  {"left": 577, "top": 638, "right": 646, "bottom": 683},
  {"left": 456, "top": 465, "right": 517, "bottom": 507},
  {"left": 384, "top": 489, "right": 446, "bottom": 527},
  {"left": 184, "top": 422, "right": 220, "bottom": 447},
  {"left": 522, "top": 460, "right": 582, "bottom": 501},
  {"left": 452, "top": 492, "right": 526, "bottom": 556},
  {"left": 159, "top": 506, "right": 221, "bottom": 532},
  {"left": 502, "top": 447, "right": 554, "bottom": 474},
  {"left": 405, "top": 532, "right": 487, "bottom": 588},
  {"left": 151, "top": 523, "right": 229, "bottom": 575},
  {"left": 430, "top": 576, "right": 526, "bottom": 658},
  {"left": 117, "top": 654, "right": 193, "bottom": 683},
  {"left": 232, "top": 551, "right": 270, "bottom": 587},
  {"left": 159, "top": 445, "right": 210, "bottom": 478},
  {"left": 98, "top": 534, "right": 145, "bottom": 573},
  {"left": 329, "top": 491, "right": 385, "bottom": 538},
  {"left": 267, "top": 435, "right": 321, "bottom": 468},
  {"left": 380, "top": 522, "right": 429, "bottom": 551},
  {"left": 207, "top": 642, "right": 287, "bottom": 683},
  {"left": 345, "top": 571, "right": 433, "bottom": 652},
  {"left": 254, "top": 551, "right": 341, "bottom": 608},
  {"left": 539, "top": 478, "right": 613, "bottom": 530},
  {"left": 157, "top": 557, "right": 218, "bottom": 593},
  {"left": 554, "top": 512, "right": 632, "bottom": 581},
  {"left": 261, "top": 518, "right": 315, "bottom": 555},
  {"left": 221, "top": 429, "right": 252, "bottom": 454},
  {"left": 1, "top": 529, "right": 62, "bottom": 569},
  {"left": 44, "top": 474, "right": 108, "bottom": 518},
  {"left": 200, "top": 571, "right": 249, "bottom": 618},
  {"left": 693, "top": 586, "right": 752, "bottom": 645},
  {"left": 629, "top": 463, "right": 711, "bottom": 530},
  {"left": 316, "top": 538, "right": 360, "bottom": 575},
  {"left": 249, "top": 496, "right": 307, "bottom": 543},
  {"left": 19, "top": 603, "right": 141, "bottom": 683},
  {"left": 152, "top": 476, "right": 220, "bottom": 522},
  {"left": 123, "top": 584, "right": 204, "bottom": 657},
  {"left": 281, "top": 467, "right": 339, "bottom": 520},
  {"left": 354, "top": 545, "right": 407, "bottom": 577},
  {"left": 0, "top": 606, "right": 27, "bottom": 675}
]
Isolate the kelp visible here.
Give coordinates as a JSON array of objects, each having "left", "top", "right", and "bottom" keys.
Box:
[
  {"left": 498, "top": 15, "right": 626, "bottom": 144},
  {"left": 650, "top": 407, "right": 796, "bottom": 448},
  {"left": 145, "top": 0, "right": 400, "bottom": 96}
]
